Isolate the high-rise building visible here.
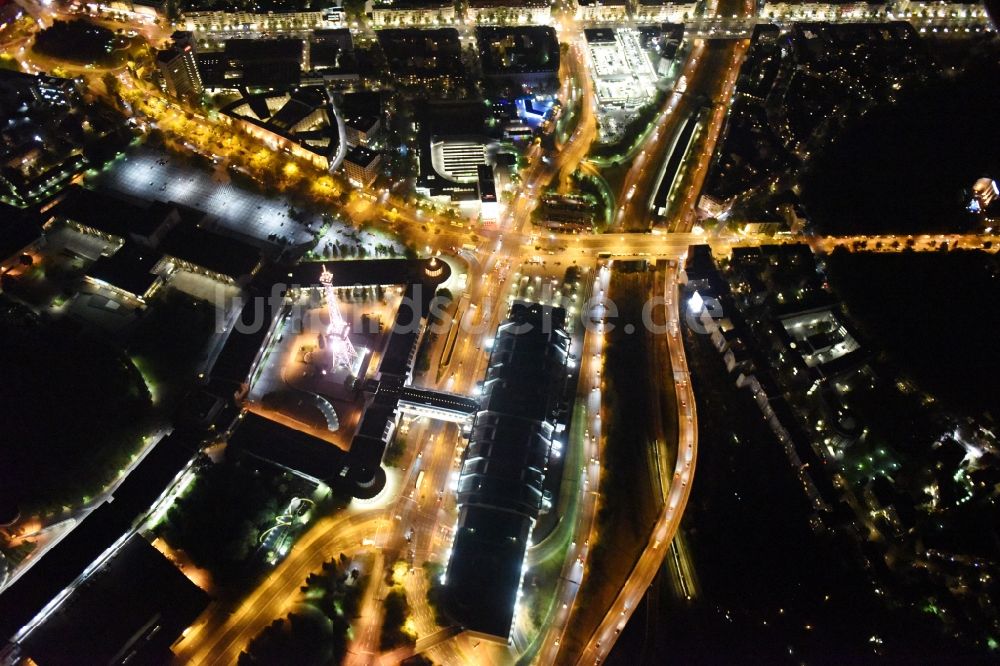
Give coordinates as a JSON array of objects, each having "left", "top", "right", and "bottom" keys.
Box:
[
  {"left": 970, "top": 177, "right": 999, "bottom": 213},
  {"left": 155, "top": 44, "right": 203, "bottom": 100},
  {"left": 343, "top": 145, "right": 382, "bottom": 187},
  {"left": 477, "top": 164, "right": 499, "bottom": 223}
]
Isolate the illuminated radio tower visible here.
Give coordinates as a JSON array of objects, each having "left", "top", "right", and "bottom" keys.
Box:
[{"left": 319, "top": 265, "right": 359, "bottom": 371}]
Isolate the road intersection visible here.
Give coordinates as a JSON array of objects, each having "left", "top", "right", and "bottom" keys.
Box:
[{"left": 5, "top": 1, "right": 998, "bottom": 663}]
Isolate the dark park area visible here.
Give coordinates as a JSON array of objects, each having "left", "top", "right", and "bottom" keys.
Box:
[
  {"left": 608, "top": 314, "right": 980, "bottom": 665},
  {"left": 801, "top": 53, "right": 1000, "bottom": 236},
  {"left": 239, "top": 554, "right": 365, "bottom": 666},
  {"left": 32, "top": 19, "right": 132, "bottom": 67},
  {"left": 824, "top": 248, "right": 1000, "bottom": 421},
  {"left": 0, "top": 296, "right": 152, "bottom": 518},
  {"left": 157, "top": 458, "right": 307, "bottom": 587}
]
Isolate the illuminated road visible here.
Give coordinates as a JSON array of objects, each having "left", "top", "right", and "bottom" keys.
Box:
[
  {"left": 575, "top": 263, "right": 698, "bottom": 666},
  {"left": 532, "top": 261, "right": 610, "bottom": 666},
  {"left": 612, "top": 32, "right": 749, "bottom": 234},
  {"left": 561, "top": 0, "right": 743, "bottom": 660},
  {"left": 172, "top": 509, "right": 381, "bottom": 665},
  {"left": 612, "top": 39, "right": 708, "bottom": 232},
  {"left": 5, "top": 3, "right": 999, "bottom": 664},
  {"left": 669, "top": 38, "right": 749, "bottom": 233},
  {"left": 343, "top": 240, "right": 515, "bottom": 665},
  {"left": 555, "top": 33, "right": 598, "bottom": 194},
  {"left": 341, "top": 417, "right": 459, "bottom": 666}
]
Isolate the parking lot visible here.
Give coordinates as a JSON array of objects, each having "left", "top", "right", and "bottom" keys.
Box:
[
  {"left": 93, "top": 147, "right": 399, "bottom": 258},
  {"left": 94, "top": 148, "right": 316, "bottom": 248},
  {"left": 586, "top": 28, "right": 663, "bottom": 142}
]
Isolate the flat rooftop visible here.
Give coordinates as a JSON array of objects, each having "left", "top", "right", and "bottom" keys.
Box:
[
  {"left": 224, "top": 38, "right": 304, "bottom": 63},
  {"left": 18, "top": 535, "right": 209, "bottom": 666},
  {"left": 345, "top": 144, "right": 380, "bottom": 168},
  {"left": 160, "top": 221, "right": 262, "bottom": 280},
  {"left": 445, "top": 505, "right": 531, "bottom": 641},
  {"left": 584, "top": 27, "right": 616, "bottom": 44},
  {"left": 780, "top": 308, "right": 861, "bottom": 368},
  {"left": 446, "top": 302, "right": 569, "bottom": 642},
  {"left": 0, "top": 432, "right": 197, "bottom": 642},
  {"left": 86, "top": 243, "right": 161, "bottom": 298},
  {"left": 227, "top": 411, "right": 346, "bottom": 484},
  {"left": 208, "top": 286, "right": 281, "bottom": 388},
  {"left": 48, "top": 186, "right": 151, "bottom": 240},
  {"left": 478, "top": 303, "right": 568, "bottom": 423}
]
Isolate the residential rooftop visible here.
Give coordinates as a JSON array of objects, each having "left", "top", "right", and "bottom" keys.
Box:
[
  {"left": 376, "top": 28, "right": 464, "bottom": 79},
  {"left": 224, "top": 37, "right": 304, "bottom": 63},
  {"left": 476, "top": 26, "right": 560, "bottom": 75}
]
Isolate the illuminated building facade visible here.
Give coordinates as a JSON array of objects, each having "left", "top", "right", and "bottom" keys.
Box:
[
  {"left": 343, "top": 145, "right": 382, "bottom": 187},
  {"left": 574, "top": 0, "right": 629, "bottom": 22},
  {"left": 760, "top": 1, "right": 887, "bottom": 19},
  {"left": 156, "top": 44, "right": 203, "bottom": 100},
  {"left": 222, "top": 87, "right": 339, "bottom": 171},
  {"left": 969, "top": 177, "right": 999, "bottom": 214},
  {"left": 465, "top": 0, "right": 551, "bottom": 25},
  {"left": 72, "top": 0, "right": 166, "bottom": 24},
  {"left": 632, "top": 0, "right": 699, "bottom": 22},
  {"left": 180, "top": 8, "right": 345, "bottom": 33},
  {"left": 370, "top": 0, "right": 457, "bottom": 26}
]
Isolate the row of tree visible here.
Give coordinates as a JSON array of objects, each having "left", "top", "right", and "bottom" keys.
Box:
[{"left": 239, "top": 554, "right": 366, "bottom": 666}]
